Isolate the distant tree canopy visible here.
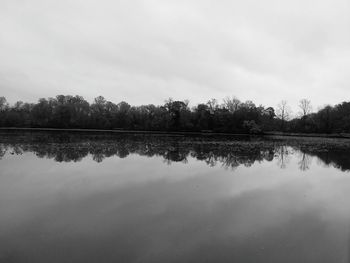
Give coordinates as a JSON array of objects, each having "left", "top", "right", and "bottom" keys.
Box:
[{"left": 1, "top": 94, "right": 350, "bottom": 134}]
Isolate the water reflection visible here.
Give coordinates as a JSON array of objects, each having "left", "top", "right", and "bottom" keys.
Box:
[
  {"left": 1, "top": 131, "right": 350, "bottom": 172},
  {"left": 275, "top": 145, "right": 291, "bottom": 169},
  {"left": 2, "top": 132, "right": 350, "bottom": 262}
]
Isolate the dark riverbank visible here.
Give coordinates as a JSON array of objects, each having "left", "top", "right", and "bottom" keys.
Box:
[
  {"left": 1, "top": 127, "right": 350, "bottom": 139},
  {"left": 0, "top": 127, "right": 247, "bottom": 137}
]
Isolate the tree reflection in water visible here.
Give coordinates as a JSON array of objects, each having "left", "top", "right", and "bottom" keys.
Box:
[
  {"left": 298, "top": 152, "right": 312, "bottom": 171},
  {"left": 275, "top": 145, "right": 291, "bottom": 169},
  {"left": 1, "top": 131, "right": 350, "bottom": 171}
]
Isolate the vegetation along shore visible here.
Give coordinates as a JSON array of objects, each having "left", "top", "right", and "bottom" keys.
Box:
[{"left": 0, "top": 95, "right": 349, "bottom": 135}]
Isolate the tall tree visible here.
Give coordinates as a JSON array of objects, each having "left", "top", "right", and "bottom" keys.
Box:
[
  {"left": 298, "top": 99, "right": 312, "bottom": 132},
  {"left": 276, "top": 100, "right": 292, "bottom": 131},
  {"left": 299, "top": 99, "right": 312, "bottom": 118},
  {"left": 222, "top": 96, "right": 241, "bottom": 113}
]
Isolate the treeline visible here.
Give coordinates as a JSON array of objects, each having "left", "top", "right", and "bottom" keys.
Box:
[{"left": 0, "top": 95, "right": 350, "bottom": 134}]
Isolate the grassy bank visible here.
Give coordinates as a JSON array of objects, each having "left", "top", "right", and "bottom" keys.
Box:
[
  {"left": 0, "top": 127, "right": 249, "bottom": 137},
  {"left": 1, "top": 127, "right": 350, "bottom": 139},
  {"left": 263, "top": 131, "right": 350, "bottom": 139}
]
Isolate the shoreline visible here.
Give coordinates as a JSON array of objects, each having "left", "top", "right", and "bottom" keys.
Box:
[
  {"left": 1, "top": 127, "right": 350, "bottom": 139},
  {"left": 0, "top": 127, "right": 247, "bottom": 137}
]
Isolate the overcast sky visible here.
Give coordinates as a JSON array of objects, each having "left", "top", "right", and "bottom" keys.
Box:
[{"left": 1, "top": 0, "right": 350, "bottom": 111}]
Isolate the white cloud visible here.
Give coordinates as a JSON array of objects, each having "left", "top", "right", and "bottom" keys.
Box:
[{"left": 0, "top": 0, "right": 350, "bottom": 111}]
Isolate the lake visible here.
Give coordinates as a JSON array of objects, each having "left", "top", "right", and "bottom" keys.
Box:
[{"left": 1, "top": 131, "right": 350, "bottom": 263}]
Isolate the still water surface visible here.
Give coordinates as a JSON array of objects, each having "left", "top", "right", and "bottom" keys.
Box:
[{"left": 1, "top": 132, "right": 350, "bottom": 262}]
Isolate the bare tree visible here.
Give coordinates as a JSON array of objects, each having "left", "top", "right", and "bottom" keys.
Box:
[
  {"left": 299, "top": 99, "right": 312, "bottom": 118},
  {"left": 207, "top": 98, "right": 218, "bottom": 112},
  {"left": 276, "top": 100, "right": 291, "bottom": 121},
  {"left": 276, "top": 100, "right": 292, "bottom": 131},
  {"left": 222, "top": 96, "right": 241, "bottom": 113}
]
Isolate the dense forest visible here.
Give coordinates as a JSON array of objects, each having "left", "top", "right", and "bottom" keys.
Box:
[{"left": 0, "top": 95, "right": 349, "bottom": 134}]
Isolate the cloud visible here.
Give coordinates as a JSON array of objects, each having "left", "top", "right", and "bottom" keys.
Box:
[{"left": 0, "top": 0, "right": 350, "bottom": 111}]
